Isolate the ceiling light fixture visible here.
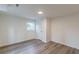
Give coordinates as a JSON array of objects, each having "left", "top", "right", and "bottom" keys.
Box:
[{"left": 37, "top": 11, "right": 44, "bottom": 15}]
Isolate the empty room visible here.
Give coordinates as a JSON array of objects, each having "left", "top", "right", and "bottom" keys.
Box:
[{"left": 0, "top": 4, "right": 79, "bottom": 54}]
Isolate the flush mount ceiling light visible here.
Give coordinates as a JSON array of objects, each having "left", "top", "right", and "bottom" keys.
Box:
[{"left": 37, "top": 11, "right": 44, "bottom": 15}]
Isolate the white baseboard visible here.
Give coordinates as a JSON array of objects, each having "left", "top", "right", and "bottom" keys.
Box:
[{"left": 51, "top": 40, "right": 79, "bottom": 50}]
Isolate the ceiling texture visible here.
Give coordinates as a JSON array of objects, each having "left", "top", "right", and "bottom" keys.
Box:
[{"left": 0, "top": 4, "right": 79, "bottom": 19}]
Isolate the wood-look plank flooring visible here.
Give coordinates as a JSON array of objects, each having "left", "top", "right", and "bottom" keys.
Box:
[{"left": 0, "top": 39, "right": 79, "bottom": 54}]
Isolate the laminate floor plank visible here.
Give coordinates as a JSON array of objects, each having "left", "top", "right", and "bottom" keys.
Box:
[{"left": 0, "top": 39, "right": 79, "bottom": 54}]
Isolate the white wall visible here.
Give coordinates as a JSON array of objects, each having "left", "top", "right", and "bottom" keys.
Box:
[
  {"left": 0, "top": 13, "right": 36, "bottom": 47},
  {"left": 36, "top": 18, "right": 47, "bottom": 42},
  {"left": 46, "top": 18, "right": 52, "bottom": 42},
  {"left": 36, "top": 18, "right": 51, "bottom": 43},
  {"left": 51, "top": 14, "right": 79, "bottom": 49}
]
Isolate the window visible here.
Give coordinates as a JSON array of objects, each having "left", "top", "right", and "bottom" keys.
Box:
[{"left": 26, "top": 22, "right": 35, "bottom": 31}]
